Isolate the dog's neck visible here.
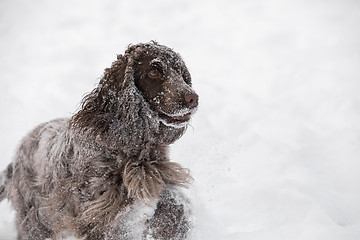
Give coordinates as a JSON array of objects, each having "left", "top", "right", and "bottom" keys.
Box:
[
  {"left": 96, "top": 103, "right": 186, "bottom": 157},
  {"left": 104, "top": 124, "right": 185, "bottom": 159}
]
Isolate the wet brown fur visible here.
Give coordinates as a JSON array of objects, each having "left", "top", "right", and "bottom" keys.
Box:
[{"left": 0, "top": 42, "right": 198, "bottom": 240}]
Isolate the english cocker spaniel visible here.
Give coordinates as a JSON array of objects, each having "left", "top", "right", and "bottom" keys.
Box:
[{"left": 0, "top": 41, "right": 198, "bottom": 240}]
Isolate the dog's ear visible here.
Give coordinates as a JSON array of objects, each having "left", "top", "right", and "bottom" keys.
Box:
[{"left": 69, "top": 54, "right": 130, "bottom": 134}]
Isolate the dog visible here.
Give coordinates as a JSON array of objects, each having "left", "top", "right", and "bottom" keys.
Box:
[{"left": 0, "top": 41, "right": 198, "bottom": 240}]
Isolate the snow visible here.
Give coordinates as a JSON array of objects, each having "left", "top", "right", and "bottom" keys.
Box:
[{"left": 1, "top": 0, "right": 360, "bottom": 239}]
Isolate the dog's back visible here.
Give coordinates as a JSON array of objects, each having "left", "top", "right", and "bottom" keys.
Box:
[{"left": 0, "top": 118, "right": 74, "bottom": 238}]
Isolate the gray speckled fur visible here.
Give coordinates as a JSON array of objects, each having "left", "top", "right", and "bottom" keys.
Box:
[{"left": 0, "top": 42, "right": 197, "bottom": 240}]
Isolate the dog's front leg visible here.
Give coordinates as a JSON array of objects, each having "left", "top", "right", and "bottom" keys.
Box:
[
  {"left": 105, "top": 201, "right": 157, "bottom": 240},
  {"left": 144, "top": 186, "right": 193, "bottom": 240}
]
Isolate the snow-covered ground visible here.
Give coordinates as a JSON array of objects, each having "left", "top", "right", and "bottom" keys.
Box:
[{"left": 1, "top": 0, "right": 360, "bottom": 239}]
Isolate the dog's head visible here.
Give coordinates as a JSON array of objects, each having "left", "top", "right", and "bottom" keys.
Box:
[
  {"left": 71, "top": 42, "right": 198, "bottom": 149},
  {"left": 129, "top": 43, "right": 198, "bottom": 128}
]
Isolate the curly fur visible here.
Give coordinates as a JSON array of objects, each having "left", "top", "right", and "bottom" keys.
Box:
[{"left": 0, "top": 41, "right": 198, "bottom": 240}]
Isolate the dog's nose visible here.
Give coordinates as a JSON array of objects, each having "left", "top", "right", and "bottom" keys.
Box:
[{"left": 184, "top": 93, "right": 199, "bottom": 109}]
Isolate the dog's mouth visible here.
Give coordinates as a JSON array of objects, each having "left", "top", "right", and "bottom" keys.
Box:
[
  {"left": 155, "top": 108, "right": 195, "bottom": 128},
  {"left": 159, "top": 112, "right": 191, "bottom": 124}
]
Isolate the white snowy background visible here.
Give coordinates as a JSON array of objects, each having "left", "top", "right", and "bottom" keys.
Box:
[{"left": 0, "top": 0, "right": 360, "bottom": 239}]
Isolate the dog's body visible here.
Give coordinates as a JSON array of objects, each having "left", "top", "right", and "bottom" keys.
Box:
[{"left": 0, "top": 42, "right": 198, "bottom": 240}]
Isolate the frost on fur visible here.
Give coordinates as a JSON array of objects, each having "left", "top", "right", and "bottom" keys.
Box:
[{"left": 123, "top": 159, "right": 193, "bottom": 201}]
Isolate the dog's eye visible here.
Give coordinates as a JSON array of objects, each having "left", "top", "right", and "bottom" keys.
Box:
[{"left": 148, "top": 69, "right": 162, "bottom": 79}]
